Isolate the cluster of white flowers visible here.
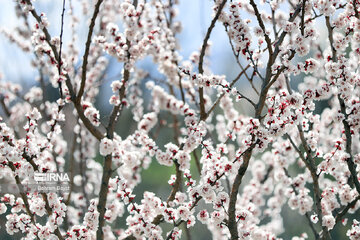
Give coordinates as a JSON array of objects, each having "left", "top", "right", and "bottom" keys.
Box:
[
  {"left": 347, "top": 220, "right": 360, "bottom": 239},
  {"left": 222, "top": 2, "right": 252, "bottom": 56},
  {"left": 82, "top": 101, "right": 101, "bottom": 127},
  {"left": 180, "top": 68, "right": 227, "bottom": 88},
  {"left": 1, "top": 0, "right": 360, "bottom": 239},
  {"left": 313, "top": 0, "right": 337, "bottom": 16}
]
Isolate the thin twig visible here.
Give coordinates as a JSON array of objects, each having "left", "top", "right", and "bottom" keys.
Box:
[
  {"left": 198, "top": 0, "right": 227, "bottom": 120},
  {"left": 205, "top": 64, "right": 250, "bottom": 118},
  {"left": 335, "top": 196, "right": 360, "bottom": 224},
  {"left": 58, "top": 0, "right": 66, "bottom": 98},
  {"left": 325, "top": 16, "right": 360, "bottom": 196},
  {"left": 77, "top": 0, "right": 104, "bottom": 103},
  {"left": 25, "top": 0, "right": 104, "bottom": 140}
]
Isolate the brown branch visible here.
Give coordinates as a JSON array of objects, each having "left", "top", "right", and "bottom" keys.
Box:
[
  {"left": 151, "top": 132, "right": 238, "bottom": 228},
  {"left": 353, "top": 0, "right": 359, "bottom": 19},
  {"left": 326, "top": 16, "right": 360, "bottom": 195},
  {"left": 224, "top": 27, "right": 257, "bottom": 85},
  {"left": 249, "top": 0, "right": 273, "bottom": 56},
  {"left": 271, "top": 8, "right": 278, "bottom": 39},
  {"left": 260, "top": 165, "right": 273, "bottom": 184},
  {"left": 7, "top": 162, "right": 40, "bottom": 240},
  {"left": 305, "top": 5, "right": 345, "bottom": 23},
  {"left": 77, "top": 0, "right": 104, "bottom": 104},
  {"left": 0, "top": 127, "right": 64, "bottom": 239},
  {"left": 224, "top": 23, "right": 264, "bottom": 82},
  {"left": 228, "top": 147, "right": 253, "bottom": 240},
  {"left": 288, "top": 125, "right": 330, "bottom": 239},
  {"left": 168, "top": 162, "right": 183, "bottom": 202},
  {"left": 178, "top": 74, "right": 186, "bottom": 103},
  {"left": 25, "top": 0, "right": 104, "bottom": 140},
  {"left": 198, "top": 87, "right": 206, "bottom": 121},
  {"left": 95, "top": 63, "right": 128, "bottom": 240},
  {"left": 0, "top": 97, "right": 11, "bottom": 118},
  {"left": 96, "top": 6, "right": 135, "bottom": 238},
  {"left": 338, "top": 95, "right": 360, "bottom": 193},
  {"left": 58, "top": 0, "right": 66, "bottom": 98},
  {"left": 325, "top": 17, "right": 337, "bottom": 61},
  {"left": 335, "top": 196, "right": 360, "bottom": 224},
  {"left": 155, "top": 141, "right": 259, "bottom": 238},
  {"left": 255, "top": 5, "right": 301, "bottom": 117},
  {"left": 227, "top": 5, "right": 303, "bottom": 236},
  {"left": 272, "top": 4, "right": 302, "bottom": 60},
  {"left": 198, "top": 0, "right": 227, "bottom": 120},
  {"left": 285, "top": 72, "right": 329, "bottom": 239},
  {"left": 96, "top": 154, "right": 113, "bottom": 240},
  {"left": 151, "top": 161, "right": 182, "bottom": 227},
  {"left": 300, "top": 0, "right": 307, "bottom": 36},
  {"left": 297, "top": 125, "right": 331, "bottom": 239}
]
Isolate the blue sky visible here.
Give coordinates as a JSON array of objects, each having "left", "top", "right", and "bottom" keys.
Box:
[{"left": 0, "top": 0, "right": 234, "bottom": 82}]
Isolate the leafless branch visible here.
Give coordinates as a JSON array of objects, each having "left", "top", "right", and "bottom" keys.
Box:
[
  {"left": 198, "top": 0, "right": 227, "bottom": 120},
  {"left": 77, "top": 0, "right": 104, "bottom": 104}
]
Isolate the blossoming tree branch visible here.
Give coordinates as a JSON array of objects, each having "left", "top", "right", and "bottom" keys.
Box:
[{"left": 0, "top": 0, "right": 360, "bottom": 239}]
